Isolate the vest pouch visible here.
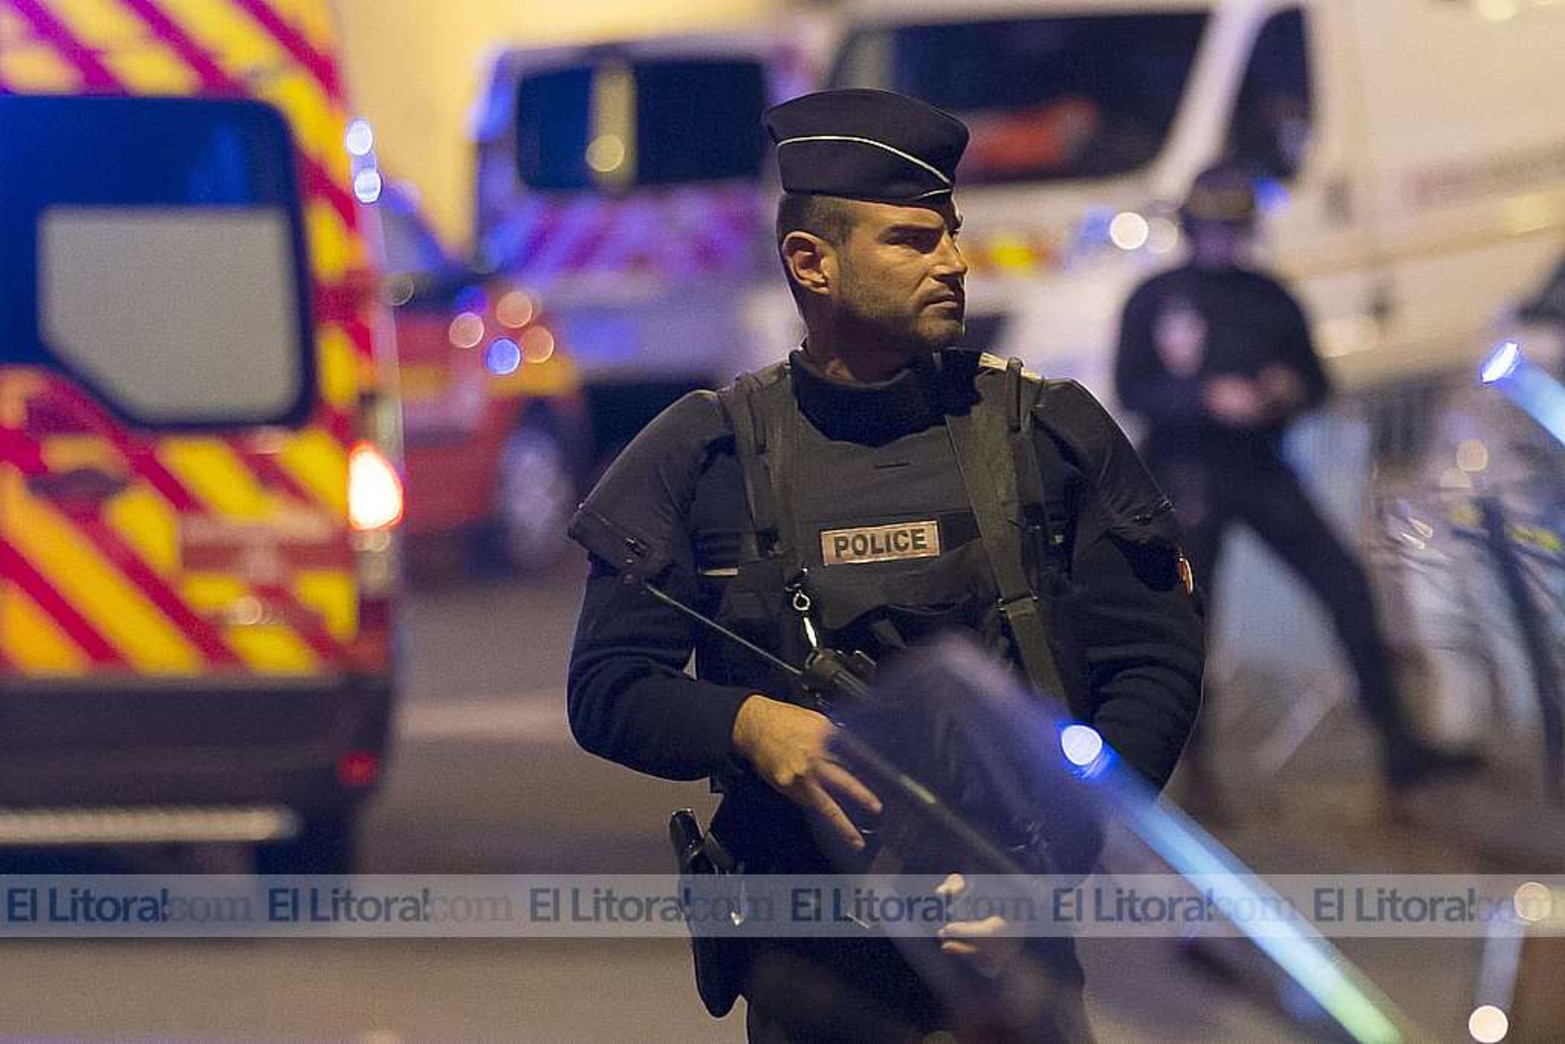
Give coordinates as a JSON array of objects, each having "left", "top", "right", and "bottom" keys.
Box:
[
  {"left": 1099, "top": 495, "right": 1187, "bottom": 598},
  {"left": 700, "top": 556, "right": 808, "bottom": 702},
  {"left": 807, "top": 539, "right": 1001, "bottom": 660}
]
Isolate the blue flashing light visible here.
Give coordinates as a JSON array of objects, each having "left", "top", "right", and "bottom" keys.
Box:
[
  {"left": 353, "top": 168, "right": 382, "bottom": 204},
  {"left": 1485, "top": 344, "right": 1565, "bottom": 447},
  {"left": 1480, "top": 340, "right": 1522, "bottom": 385},
  {"left": 1060, "top": 724, "right": 1104, "bottom": 768},
  {"left": 1254, "top": 176, "right": 1291, "bottom": 214},
  {"left": 1073, "top": 207, "right": 1114, "bottom": 247},
  {"left": 485, "top": 337, "right": 522, "bottom": 376},
  {"left": 345, "top": 118, "right": 374, "bottom": 158}
]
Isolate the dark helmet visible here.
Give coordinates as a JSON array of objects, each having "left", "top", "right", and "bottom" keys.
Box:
[{"left": 1181, "top": 162, "right": 1260, "bottom": 230}]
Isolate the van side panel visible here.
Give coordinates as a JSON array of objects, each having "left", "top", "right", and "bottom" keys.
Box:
[{"left": 1341, "top": 0, "right": 1565, "bottom": 382}]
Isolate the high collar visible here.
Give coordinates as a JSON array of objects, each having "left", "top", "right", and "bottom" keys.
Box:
[{"left": 788, "top": 347, "right": 981, "bottom": 444}]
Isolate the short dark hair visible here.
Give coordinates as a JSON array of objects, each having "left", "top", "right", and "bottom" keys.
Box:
[{"left": 776, "top": 193, "right": 854, "bottom": 307}]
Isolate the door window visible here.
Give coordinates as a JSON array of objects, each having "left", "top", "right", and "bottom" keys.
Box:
[{"left": 0, "top": 96, "right": 315, "bottom": 428}]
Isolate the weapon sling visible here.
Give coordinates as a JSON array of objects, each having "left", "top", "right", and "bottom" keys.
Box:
[{"left": 945, "top": 356, "right": 1072, "bottom": 707}]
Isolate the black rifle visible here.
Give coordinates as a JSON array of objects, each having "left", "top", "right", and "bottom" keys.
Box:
[{"left": 637, "top": 575, "right": 1038, "bottom": 876}]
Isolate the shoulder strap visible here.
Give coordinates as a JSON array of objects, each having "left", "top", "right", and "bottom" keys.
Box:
[
  {"left": 715, "top": 363, "right": 813, "bottom": 684},
  {"left": 1007, "top": 363, "right": 1075, "bottom": 575},
  {"left": 716, "top": 363, "right": 793, "bottom": 562},
  {"left": 718, "top": 372, "right": 772, "bottom": 561},
  {"left": 757, "top": 373, "right": 807, "bottom": 582},
  {"left": 946, "top": 357, "right": 1070, "bottom": 705}
]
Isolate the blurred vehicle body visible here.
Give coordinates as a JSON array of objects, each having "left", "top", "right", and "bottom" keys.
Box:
[
  {"left": 747, "top": 0, "right": 1565, "bottom": 405},
  {"left": 1372, "top": 258, "right": 1565, "bottom": 785},
  {"left": 470, "top": 27, "right": 822, "bottom": 456},
  {"left": 377, "top": 183, "right": 588, "bottom": 572},
  {"left": 0, "top": 0, "right": 403, "bottom": 871},
  {"left": 1504, "top": 254, "right": 1565, "bottom": 376}
]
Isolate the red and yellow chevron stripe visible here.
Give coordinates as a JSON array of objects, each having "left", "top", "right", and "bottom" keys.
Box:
[{"left": 0, "top": 370, "right": 356, "bottom": 677}]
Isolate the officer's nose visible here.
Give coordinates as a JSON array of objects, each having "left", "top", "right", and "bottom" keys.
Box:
[{"left": 934, "top": 232, "right": 968, "bottom": 281}]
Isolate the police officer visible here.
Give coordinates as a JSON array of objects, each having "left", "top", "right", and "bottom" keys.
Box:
[
  {"left": 568, "top": 89, "right": 1204, "bottom": 1041},
  {"left": 1114, "top": 161, "right": 1475, "bottom": 790}
]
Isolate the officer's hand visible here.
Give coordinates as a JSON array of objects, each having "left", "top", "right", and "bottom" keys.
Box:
[
  {"left": 936, "top": 872, "right": 1024, "bottom": 977},
  {"left": 732, "top": 694, "right": 881, "bottom": 850},
  {"left": 1202, "top": 376, "right": 1265, "bottom": 426}
]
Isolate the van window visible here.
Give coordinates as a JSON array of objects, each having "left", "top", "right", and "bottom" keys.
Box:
[
  {"left": 0, "top": 96, "right": 314, "bottom": 428},
  {"left": 41, "top": 209, "right": 301, "bottom": 422},
  {"left": 515, "top": 58, "right": 767, "bottom": 189},
  {"left": 831, "top": 14, "right": 1209, "bottom": 183},
  {"left": 1228, "top": 9, "right": 1313, "bottom": 181}
]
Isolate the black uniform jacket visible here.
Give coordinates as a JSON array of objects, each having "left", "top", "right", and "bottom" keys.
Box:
[
  {"left": 567, "top": 350, "right": 1204, "bottom": 804},
  {"left": 1115, "top": 262, "right": 1331, "bottom": 462}
]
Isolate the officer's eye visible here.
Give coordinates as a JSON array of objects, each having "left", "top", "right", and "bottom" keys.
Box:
[{"left": 884, "top": 226, "right": 953, "bottom": 254}]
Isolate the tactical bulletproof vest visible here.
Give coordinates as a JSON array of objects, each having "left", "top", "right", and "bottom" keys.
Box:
[
  {"left": 700, "top": 354, "right": 1075, "bottom": 712},
  {"left": 781, "top": 404, "right": 1002, "bottom": 657}
]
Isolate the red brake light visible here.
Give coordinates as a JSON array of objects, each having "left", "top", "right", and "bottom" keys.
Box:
[
  {"left": 337, "top": 750, "right": 381, "bottom": 788},
  {"left": 348, "top": 441, "right": 404, "bottom": 531}
]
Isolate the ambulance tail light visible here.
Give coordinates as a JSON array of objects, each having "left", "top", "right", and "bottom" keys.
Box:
[
  {"left": 348, "top": 441, "right": 404, "bottom": 532},
  {"left": 348, "top": 440, "right": 401, "bottom": 672},
  {"left": 336, "top": 749, "right": 382, "bottom": 789}
]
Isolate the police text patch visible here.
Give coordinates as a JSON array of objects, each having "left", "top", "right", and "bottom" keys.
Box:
[{"left": 820, "top": 520, "right": 941, "bottom": 566}]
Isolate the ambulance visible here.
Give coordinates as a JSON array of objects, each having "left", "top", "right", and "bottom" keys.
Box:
[
  {"left": 0, "top": 0, "right": 402, "bottom": 871},
  {"left": 742, "top": 0, "right": 1565, "bottom": 409}
]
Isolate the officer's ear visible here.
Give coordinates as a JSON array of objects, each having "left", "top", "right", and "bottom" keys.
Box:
[{"left": 781, "top": 231, "right": 836, "bottom": 300}]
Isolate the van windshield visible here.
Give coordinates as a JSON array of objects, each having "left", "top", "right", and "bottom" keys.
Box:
[
  {"left": 514, "top": 58, "right": 767, "bottom": 189},
  {"left": 832, "top": 13, "right": 1210, "bottom": 183}
]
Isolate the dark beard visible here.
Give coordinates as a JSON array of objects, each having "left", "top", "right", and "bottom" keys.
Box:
[{"left": 836, "top": 282, "right": 954, "bottom": 357}]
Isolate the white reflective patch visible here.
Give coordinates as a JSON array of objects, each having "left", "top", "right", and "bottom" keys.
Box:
[{"left": 820, "top": 521, "right": 941, "bottom": 566}]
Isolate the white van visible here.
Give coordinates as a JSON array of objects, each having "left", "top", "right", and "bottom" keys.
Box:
[{"left": 745, "top": 0, "right": 1565, "bottom": 404}]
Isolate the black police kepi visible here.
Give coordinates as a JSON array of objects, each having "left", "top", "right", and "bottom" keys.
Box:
[{"left": 764, "top": 87, "right": 968, "bottom": 202}]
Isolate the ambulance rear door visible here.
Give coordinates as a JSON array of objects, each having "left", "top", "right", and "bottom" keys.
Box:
[{"left": 0, "top": 94, "right": 356, "bottom": 742}]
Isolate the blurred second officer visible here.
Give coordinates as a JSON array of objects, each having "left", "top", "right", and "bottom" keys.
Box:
[{"left": 1115, "top": 162, "right": 1475, "bottom": 790}]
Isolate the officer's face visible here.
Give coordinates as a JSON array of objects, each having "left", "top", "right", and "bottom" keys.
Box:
[
  {"left": 1188, "top": 220, "right": 1254, "bottom": 269},
  {"left": 834, "top": 199, "right": 967, "bottom": 353}
]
